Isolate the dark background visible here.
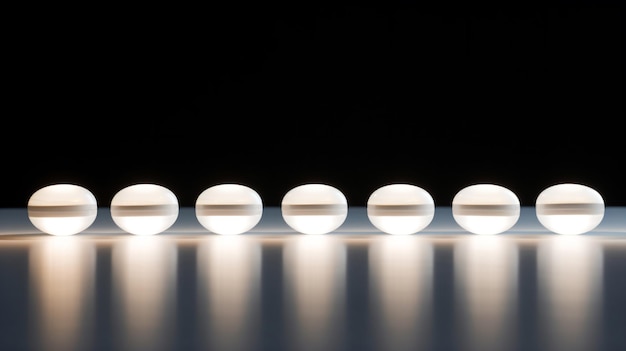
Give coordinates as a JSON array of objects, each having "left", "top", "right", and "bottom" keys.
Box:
[{"left": 3, "top": 2, "right": 624, "bottom": 208}]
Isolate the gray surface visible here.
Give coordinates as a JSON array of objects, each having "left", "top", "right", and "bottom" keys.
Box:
[
  {"left": 1, "top": 207, "right": 625, "bottom": 351},
  {"left": 2, "top": 206, "right": 625, "bottom": 236}
]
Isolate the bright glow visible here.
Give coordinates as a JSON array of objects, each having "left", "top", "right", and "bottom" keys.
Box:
[
  {"left": 29, "top": 237, "right": 95, "bottom": 351},
  {"left": 283, "top": 236, "right": 346, "bottom": 350},
  {"left": 537, "top": 236, "right": 603, "bottom": 350},
  {"left": 195, "top": 184, "right": 263, "bottom": 235},
  {"left": 454, "top": 236, "right": 518, "bottom": 350},
  {"left": 369, "top": 236, "right": 433, "bottom": 349},
  {"left": 27, "top": 184, "right": 98, "bottom": 236},
  {"left": 113, "top": 236, "right": 177, "bottom": 350},
  {"left": 452, "top": 184, "right": 520, "bottom": 235},
  {"left": 281, "top": 184, "right": 348, "bottom": 234},
  {"left": 367, "top": 184, "right": 435, "bottom": 235},
  {"left": 198, "top": 236, "right": 261, "bottom": 350},
  {"left": 535, "top": 183, "right": 604, "bottom": 235},
  {"left": 110, "top": 184, "right": 179, "bottom": 235}
]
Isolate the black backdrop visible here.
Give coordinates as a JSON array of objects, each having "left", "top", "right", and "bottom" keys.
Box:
[{"left": 3, "top": 2, "right": 624, "bottom": 208}]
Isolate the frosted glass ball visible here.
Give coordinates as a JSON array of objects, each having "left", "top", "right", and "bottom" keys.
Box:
[
  {"left": 195, "top": 184, "right": 263, "bottom": 235},
  {"left": 452, "top": 184, "right": 520, "bottom": 235},
  {"left": 535, "top": 183, "right": 604, "bottom": 235},
  {"left": 110, "top": 184, "right": 179, "bottom": 235},
  {"left": 367, "top": 184, "right": 435, "bottom": 235},
  {"left": 281, "top": 184, "right": 348, "bottom": 235},
  {"left": 27, "top": 184, "right": 98, "bottom": 236}
]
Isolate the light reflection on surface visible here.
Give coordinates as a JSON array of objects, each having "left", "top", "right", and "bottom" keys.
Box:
[
  {"left": 283, "top": 235, "right": 347, "bottom": 351},
  {"left": 538, "top": 236, "right": 603, "bottom": 351},
  {"left": 454, "top": 235, "right": 519, "bottom": 351},
  {"left": 1, "top": 218, "right": 624, "bottom": 351},
  {"left": 197, "top": 235, "right": 261, "bottom": 351},
  {"left": 29, "top": 237, "right": 95, "bottom": 351},
  {"left": 368, "top": 236, "right": 433, "bottom": 351},
  {"left": 112, "top": 236, "right": 177, "bottom": 351}
]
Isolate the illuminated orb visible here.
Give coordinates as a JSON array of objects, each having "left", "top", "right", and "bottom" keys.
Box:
[
  {"left": 535, "top": 183, "right": 604, "bottom": 235},
  {"left": 27, "top": 184, "right": 98, "bottom": 236},
  {"left": 195, "top": 184, "right": 263, "bottom": 235},
  {"left": 110, "top": 184, "right": 179, "bottom": 235},
  {"left": 281, "top": 183, "right": 348, "bottom": 234},
  {"left": 367, "top": 184, "right": 435, "bottom": 235},
  {"left": 452, "top": 184, "right": 520, "bottom": 235}
]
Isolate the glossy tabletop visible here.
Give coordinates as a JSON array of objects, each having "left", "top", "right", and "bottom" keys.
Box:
[{"left": 1, "top": 207, "right": 625, "bottom": 351}]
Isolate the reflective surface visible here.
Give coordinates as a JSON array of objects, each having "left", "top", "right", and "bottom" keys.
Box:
[{"left": 1, "top": 207, "right": 625, "bottom": 351}]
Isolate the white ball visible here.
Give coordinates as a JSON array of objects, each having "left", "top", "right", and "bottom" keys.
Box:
[
  {"left": 110, "top": 184, "right": 179, "bottom": 235},
  {"left": 535, "top": 183, "right": 604, "bottom": 235},
  {"left": 195, "top": 184, "right": 263, "bottom": 235},
  {"left": 281, "top": 184, "right": 348, "bottom": 235},
  {"left": 367, "top": 184, "right": 435, "bottom": 235},
  {"left": 452, "top": 184, "right": 520, "bottom": 235},
  {"left": 27, "top": 184, "right": 98, "bottom": 236}
]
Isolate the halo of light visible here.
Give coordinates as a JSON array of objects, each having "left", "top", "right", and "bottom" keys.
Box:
[
  {"left": 367, "top": 184, "right": 435, "bottom": 235},
  {"left": 195, "top": 184, "right": 263, "bottom": 235},
  {"left": 535, "top": 183, "right": 604, "bottom": 235},
  {"left": 452, "top": 184, "right": 520, "bottom": 235},
  {"left": 110, "top": 184, "right": 179, "bottom": 235},
  {"left": 27, "top": 183, "right": 98, "bottom": 236},
  {"left": 281, "top": 184, "right": 348, "bottom": 235}
]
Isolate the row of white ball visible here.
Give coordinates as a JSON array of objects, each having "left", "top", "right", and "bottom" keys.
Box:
[{"left": 26, "top": 182, "right": 605, "bottom": 236}]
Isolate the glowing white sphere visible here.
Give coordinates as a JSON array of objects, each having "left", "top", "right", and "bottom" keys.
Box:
[
  {"left": 195, "top": 184, "right": 263, "bottom": 235},
  {"left": 281, "top": 184, "right": 348, "bottom": 235},
  {"left": 452, "top": 184, "right": 520, "bottom": 235},
  {"left": 27, "top": 184, "right": 98, "bottom": 236},
  {"left": 535, "top": 183, "right": 604, "bottom": 235},
  {"left": 367, "top": 184, "right": 435, "bottom": 235},
  {"left": 110, "top": 184, "right": 179, "bottom": 235}
]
